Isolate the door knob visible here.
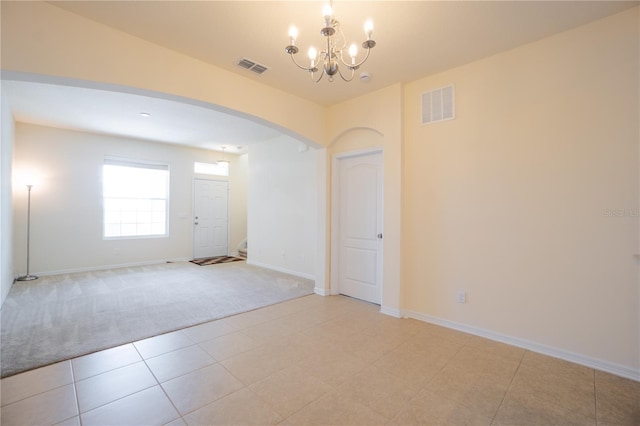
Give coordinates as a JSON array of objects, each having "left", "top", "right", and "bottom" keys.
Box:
[
  {"left": 195, "top": 222, "right": 199, "bottom": 225},
  {"left": 377, "top": 233, "right": 383, "bottom": 239}
]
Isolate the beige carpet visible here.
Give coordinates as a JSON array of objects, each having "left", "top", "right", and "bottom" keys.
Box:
[{"left": 0, "top": 261, "right": 314, "bottom": 378}]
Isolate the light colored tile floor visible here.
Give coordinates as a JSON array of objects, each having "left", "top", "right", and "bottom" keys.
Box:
[{"left": 1, "top": 294, "right": 639, "bottom": 426}]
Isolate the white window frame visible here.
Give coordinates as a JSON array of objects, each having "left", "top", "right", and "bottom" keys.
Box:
[
  {"left": 102, "top": 158, "right": 170, "bottom": 240},
  {"left": 194, "top": 161, "right": 229, "bottom": 177}
]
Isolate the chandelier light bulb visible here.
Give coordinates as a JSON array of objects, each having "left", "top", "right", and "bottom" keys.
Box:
[
  {"left": 288, "top": 26, "right": 298, "bottom": 44},
  {"left": 364, "top": 20, "right": 374, "bottom": 39},
  {"left": 349, "top": 43, "right": 358, "bottom": 64},
  {"left": 322, "top": 4, "right": 333, "bottom": 25},
  {"left": 308, "top": 46, "right": 317, "bottom": 67}
]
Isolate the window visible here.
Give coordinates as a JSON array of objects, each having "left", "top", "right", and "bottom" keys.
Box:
[
  {"left": 103, "top": 159, "right": 169, "bottom": 238},
  {"left": 194, "top": 161, "right": 229, "bottom": 177}
]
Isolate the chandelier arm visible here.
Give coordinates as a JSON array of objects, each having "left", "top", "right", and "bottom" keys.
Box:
[
  {"left": 340, "top": 44, "right": 373, "bottom": 71},
  {"left": 337, "top": 66, "right": 355, "bottom": 82},
  {"left": 289, "top": 53, "right": 318, "bottom": 72},
  {"left": 311, "top": 70, "right": 324, "bottom": 83}
]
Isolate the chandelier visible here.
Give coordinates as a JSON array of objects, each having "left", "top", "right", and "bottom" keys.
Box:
[{"left": 284, "top": 1, "right": 376, "bottom": 83}]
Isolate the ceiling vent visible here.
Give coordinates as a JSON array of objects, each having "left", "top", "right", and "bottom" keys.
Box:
[
  {"left": 236, "top": 58, "right": 269, "bottom": 75},
  {"left": 421, "top": 84, "right": 455, "bottom": 125}
]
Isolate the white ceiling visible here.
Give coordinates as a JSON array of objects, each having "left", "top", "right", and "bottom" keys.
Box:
[{"left": 3, "top": 1, "right": 636, "bottom": 152}]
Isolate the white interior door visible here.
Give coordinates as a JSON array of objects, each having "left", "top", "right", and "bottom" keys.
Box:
[
  {"left": 337, "top": 152, "right": 383, "bottom": 304},
  {"left": 193, "top": 179, "right": 229, "bottom": 259}
]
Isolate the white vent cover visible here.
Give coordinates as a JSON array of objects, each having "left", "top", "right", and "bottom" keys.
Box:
[
  {"left": 236, "top": 58, "right": 269, "bottom": 75},
  {"left": 421, "top": 84, "right": 455, "bottom": 125}
]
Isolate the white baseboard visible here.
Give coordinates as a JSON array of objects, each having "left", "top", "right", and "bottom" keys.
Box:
[
  {"left": 380, "top": 305, "right": 401, "bottom": 318},
  {"left": 314, "top": 287, "right": 329, "bottom": 296},
  {"left": 26, "top": 258, "right": 192, "bottom": 277},
  {"left": 403, "top": 309, "right": 640, "bottom": 382},
  {"left": 245, "top": 260, "right": 315, "bottom": 281}
]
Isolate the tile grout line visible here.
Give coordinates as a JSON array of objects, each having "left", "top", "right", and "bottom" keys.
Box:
[
  {"left": 70, "top": 361, "right": 83, "bottom": 426},
  {"left": 423, "top": 337, "right": 490, "bottom": 419},
  {"left": 211, "top": 304, "right": 358, "bottom": 424},
  {"left": 243, "top": 385, "right": 289, "bottom": 424},
  {"left": 0, "top": 369, "right": 67, "bottom": 409},
  {"left": 75, "top": 378, "right": 159, "bottom": 419},
  {"left": 72, "top": 344, "right": 175, "bottom": 422},
  {"left": 488, "top": 348, "right": 527, "bottom": 425},
  {"left": 166, "top": 340, "right": 262, "bottom": 421},
  {"left": 133, "top": 340, "right": 187, "bottom": 425},
  {"left": 174, "top": 385, "right": 249, "bottom": 421},
  {"left": 381, "top": 334, "right": 468, "bottom": 424}
]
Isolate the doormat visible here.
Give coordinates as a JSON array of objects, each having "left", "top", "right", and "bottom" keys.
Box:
[{"left": 190, "top": 256, "right": 245, "bottom": 266}]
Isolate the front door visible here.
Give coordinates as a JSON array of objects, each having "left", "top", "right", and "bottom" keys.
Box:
[
  {"left": 336, "top": 151, "right": 383, "bottom": 304},
  {"left": 193, "top": 179, "right": 228, "bottom": 259}
]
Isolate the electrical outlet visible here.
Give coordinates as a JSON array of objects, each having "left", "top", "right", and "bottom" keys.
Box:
[{"left": 456, "top": 291, "right": 466, "bottom": 304}]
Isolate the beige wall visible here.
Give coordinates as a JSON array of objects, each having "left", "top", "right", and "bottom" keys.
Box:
[{"left": 402, "top": 7, "right": 639, "bottom": 375}]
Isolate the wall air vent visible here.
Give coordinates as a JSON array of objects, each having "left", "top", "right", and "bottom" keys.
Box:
[
  {"left": 236, "top": 58, "right": 269, "bottom": 75},
  {"left": 421, "top": 84, "right": 455, "bottom": 125}
]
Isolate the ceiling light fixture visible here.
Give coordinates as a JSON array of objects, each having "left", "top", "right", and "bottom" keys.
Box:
[
  {"left": 139, "top": 112, "right": 151, "bottom": 117},
  {"left": 285, "top": 0, "right": 376, "bottom": 83},
  {"left": 217, "top": 147, "right": 230, "bottom": 165}
]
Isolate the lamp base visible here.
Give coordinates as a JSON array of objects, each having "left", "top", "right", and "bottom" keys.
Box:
[{"left": 16, "top": 274, "right": 38, "bottom": 281}]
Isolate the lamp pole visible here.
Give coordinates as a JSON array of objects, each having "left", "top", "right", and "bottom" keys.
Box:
[{"left": 17, "top": 184, "right": 37, "bottom": 281}]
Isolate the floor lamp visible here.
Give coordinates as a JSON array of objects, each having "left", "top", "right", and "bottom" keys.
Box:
[{"left": 17, "top": 184, "right": 38, "bottom": 281}]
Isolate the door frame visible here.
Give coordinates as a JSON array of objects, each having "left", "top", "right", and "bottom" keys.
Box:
[
  {"left": 192, "top": 177, "right": 230, "bottom": 259},
  {"left": 330, "top": 148, "right": 384, "bottom": 300}
]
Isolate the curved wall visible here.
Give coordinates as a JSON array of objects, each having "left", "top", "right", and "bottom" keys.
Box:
[{"left": 0, "top": 1, "right": 325, "bottom": 146}]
